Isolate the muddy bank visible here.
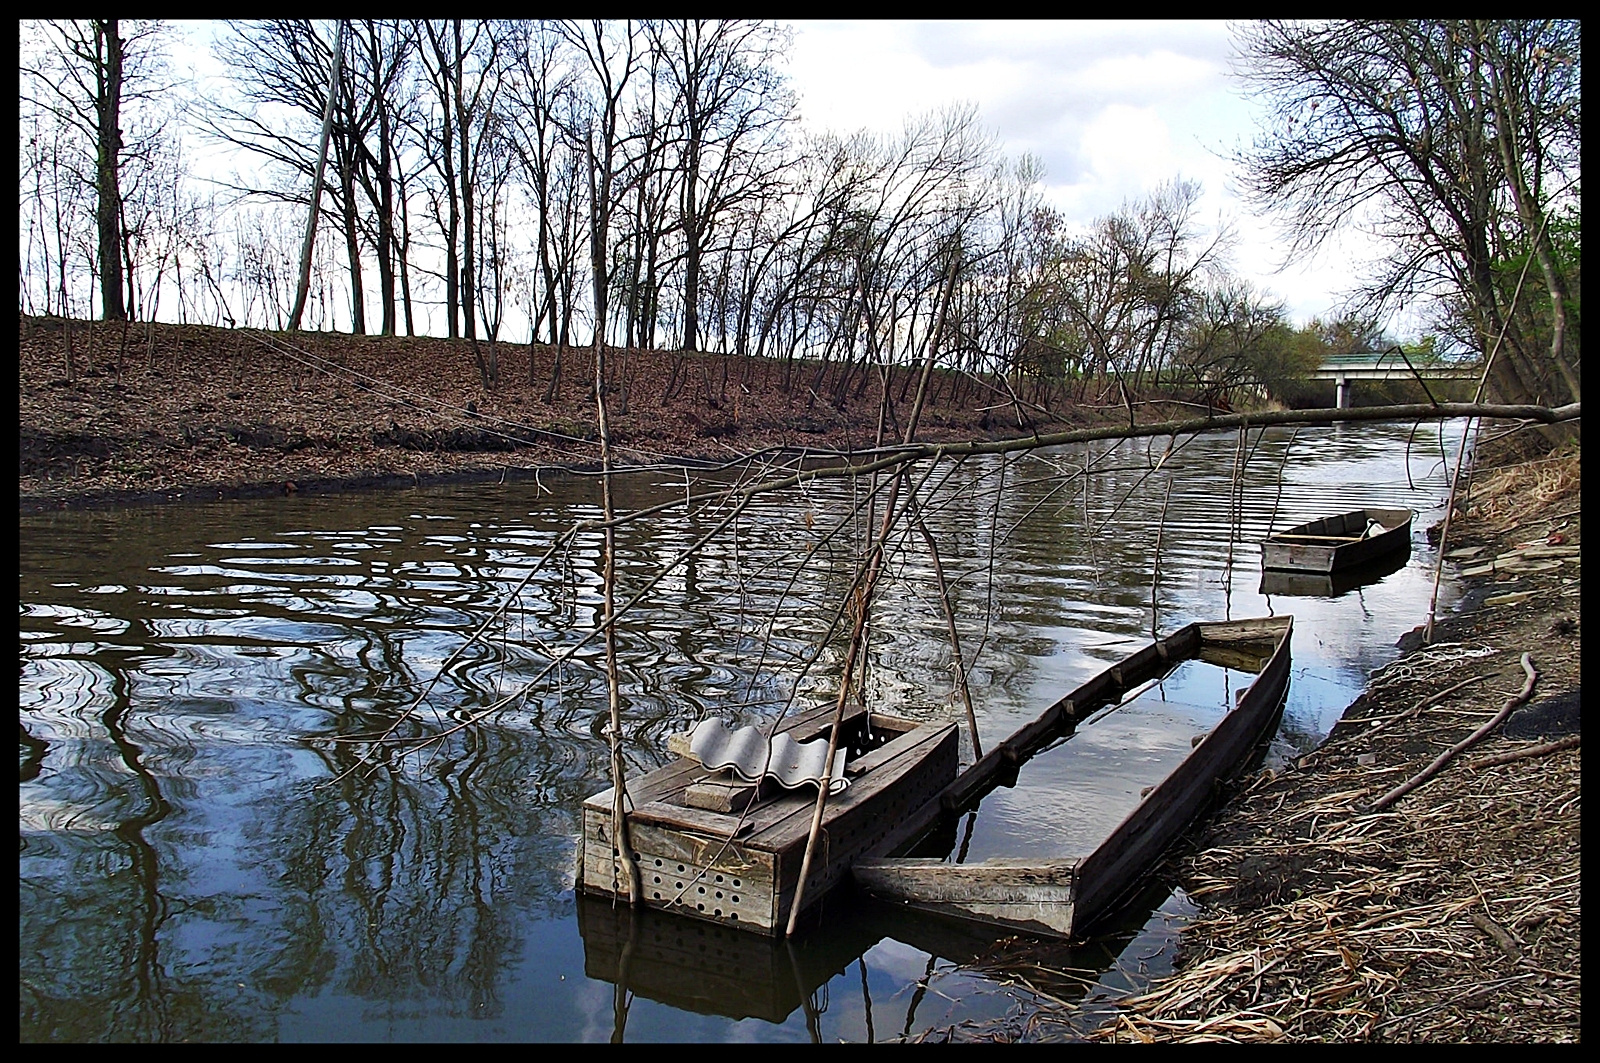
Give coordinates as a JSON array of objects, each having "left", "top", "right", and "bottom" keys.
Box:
[{"left": 19, "top": 313, "right": 1100, "bottom": 514}]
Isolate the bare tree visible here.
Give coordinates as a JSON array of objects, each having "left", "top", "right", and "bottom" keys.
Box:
[
  {"left": 503, "top": 22, "right": 579, "bottom": 352},
  {"left": 345, "top": 19, "right": 421, "bottom": 337},
  {"left": 20, "top": 109, "right": 91, "bottom": 317},
  {"left": 208, "top": 19, "right": 406, "bottom": 335},
  {"left": 649, "top": 20, "right": 796, "bottom": 354},
  {"left": 289, "top": 19, "right": 345, "bottom": 333},
  {"left": 22, "top": 19, "right": 168, "bottom": 321},
  {"left": 1232, "top": 19, "right": 1581, "bottom": 414},
  {"left": 416, "top": 19, "right": 507, "bottom": 342}
]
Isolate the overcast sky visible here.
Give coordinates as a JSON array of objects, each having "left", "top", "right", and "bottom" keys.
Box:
[{"left": 784, "top": 20, "right": 1387, "bottom": 333}]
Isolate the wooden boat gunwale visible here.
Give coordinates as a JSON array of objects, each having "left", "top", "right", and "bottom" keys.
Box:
[
  {"left": 852, "top": 615, "right": 1294, "bottom": 941},
  {"left": 1260, "top": 507, "right": 1414, "bottom": 574}
]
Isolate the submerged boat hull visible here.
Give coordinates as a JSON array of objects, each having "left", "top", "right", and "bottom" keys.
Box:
[
  {"left": 853, "top": 616, "right": 1294, "bottom": 941},
  {"left": 1260, "top": 507, "right": 1413, "bottom": 574}
]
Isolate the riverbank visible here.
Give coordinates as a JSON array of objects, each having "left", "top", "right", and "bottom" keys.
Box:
[
  {"left": 20, "top": 313, "right": 1105, "bottom": 514},
  {"left": 1069, "top": 442, "right": 1580, "bottom": 1043}
]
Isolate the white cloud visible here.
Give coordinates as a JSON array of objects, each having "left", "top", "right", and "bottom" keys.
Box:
[
  {"left": 784, "top": 19, "right": 1383, "bottom": 331},
  {"left": 1070, "top": 105, "right": 1179, "bottom": 211}
]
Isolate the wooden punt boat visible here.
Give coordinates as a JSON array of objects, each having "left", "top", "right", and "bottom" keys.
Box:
[
  {"left": 852, "top": 615, "right": 1294, "bottom": 941},
  {"left": 577, "top": 702, "right": 959, "bottom": 936},
  {"left": 1259, "top": 546, "right": 1410, "bottom": 598},
  {"left": 1260, "top": 507, "right": 1414, "bottom": 574}
]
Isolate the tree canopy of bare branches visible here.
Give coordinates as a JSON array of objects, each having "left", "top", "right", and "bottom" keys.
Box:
[
  {"left": 1231, "top": 19, "right": 1581, "bottom": 417},
  {"left": 20, "top": 20, "right": 1581, "bottom": 420}
]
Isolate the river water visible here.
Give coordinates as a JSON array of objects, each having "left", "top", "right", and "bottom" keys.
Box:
[{"left": 20, "top": 420, "right": 1472, "bottom": 1042}]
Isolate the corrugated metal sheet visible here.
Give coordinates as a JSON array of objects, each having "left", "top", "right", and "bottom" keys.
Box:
[{"left": 683, "top": 718, "right": 848, "bottom": 794}]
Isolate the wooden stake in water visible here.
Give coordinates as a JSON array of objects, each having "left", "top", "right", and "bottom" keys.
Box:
[{"left": 1151, "top": 477, "right": 1172, "bottom": 639}]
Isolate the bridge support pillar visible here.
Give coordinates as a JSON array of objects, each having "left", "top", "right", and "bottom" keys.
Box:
[{"left": 1335, "top": 375, "right": 1349, "bottom": 409}]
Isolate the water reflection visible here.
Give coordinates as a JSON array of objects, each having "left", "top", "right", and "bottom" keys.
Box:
[
  {"left": 577, "top": 879, "right": 1185, "bottom": 1043},
  {"left": 20, "top": 421, "right": 1470, "bottom": 1041}
]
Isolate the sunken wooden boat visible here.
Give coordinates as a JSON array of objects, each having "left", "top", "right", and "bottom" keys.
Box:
[
  {"left": 852, "top": 615, "right": 1294, "bottom": 941},
  {"left": 577, "top": 701, "right": 959, "bottom": 936},
  {"left": 1260, "top": 507, "right": 1413, "bottom": 574}
]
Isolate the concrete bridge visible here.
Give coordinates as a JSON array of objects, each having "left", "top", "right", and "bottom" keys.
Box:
[{"left": 1311, "top": 351, "right": 1480, "bottom": 408}]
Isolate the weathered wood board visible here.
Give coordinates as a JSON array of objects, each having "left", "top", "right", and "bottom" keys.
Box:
[
  {"left": 852, "top": 858, "right": 1081, "bottom": 939},
  {"left": 579, "top": 709, "right": 960, "bottom": 935}
]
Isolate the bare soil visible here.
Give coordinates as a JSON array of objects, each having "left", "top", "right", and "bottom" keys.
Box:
[{"left": 18, "top": 313, "right": 1089, "bottom": 513}]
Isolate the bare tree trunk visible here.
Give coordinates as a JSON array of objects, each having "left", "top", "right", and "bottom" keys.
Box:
[
  {"left": 289, "top": 19, "right": 346, "bottom": 332},
  {"left": 338, "top": 139, "right": 366, "bottom": 334},
  {"left": 453, "top": 20, "right": 477, "bottom": 341},
  {"left": 95, "top": 20, "right": 126, "bottom": 321}
]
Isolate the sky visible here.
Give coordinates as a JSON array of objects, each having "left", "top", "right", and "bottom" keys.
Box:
[{"left": 783, "top": 20, "right": 1388, "bottom": 333}]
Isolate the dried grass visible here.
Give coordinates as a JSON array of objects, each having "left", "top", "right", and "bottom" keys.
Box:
[
  {"left": 1085, "top": 727, "right": 1580, "bottom": 1042},
  {"left": 1466, "top": 446, "right": 1581, "bottom": 529}
]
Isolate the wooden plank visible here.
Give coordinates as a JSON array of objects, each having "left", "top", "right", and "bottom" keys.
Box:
[
  {"left": 1269, "top": 533, "right": 1364, "bottom": 543},
  {"left": 770, "top": 724, "right": 960, "bottom": 922},
  {"left": 685, "top": 776, "right": 769, "bottom": 812},
  {"left": 582, "top": 814, "right": 780, "bottom": 930},
  {"left": 1262, "top": 544, "right": 1337, "bottom": 573},
  {"left": 997, "top": 699, "right": 1070, "bottom": 763},
  {"left": 673, "top": 784, "right": 819, "bottom": 844},
  {"left": 600, "top": 819, "right": 772, "bottom": 882},
  {"left": 852, "top": 858, "right": 1080, "bottom": 939},
  {"left": 584, "top": 757, "right": 704, "bottom": 813},
  {"left": 1197, "top": 617, "right": 1292, "bottom": 644},
  {"left": 1198, "top": 642, "right": 1274, "bottom": 674},
  {"left": 629, "top": 799, "right": 761, "bottom": 839},
  {"left": 774, "top": 699, "right": 869, "bottom": 741},
  {"left": 853, "top": 857, "right": 1079, "bottom": 901},
  {"left": 838, "top": 715, "right": 942, "bottom": 777},
  {"left": 583, "top": 808, "right": 753, "bottom": 889},
  {"left": 749, "top": 721, "right": 958, "bottom": 851}
]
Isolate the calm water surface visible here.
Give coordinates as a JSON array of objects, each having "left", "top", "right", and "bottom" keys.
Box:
[{"left": 20, "top": 420, "right": 1471, "bottom": 1041}]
